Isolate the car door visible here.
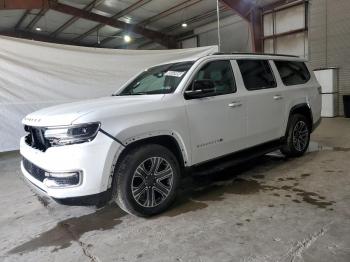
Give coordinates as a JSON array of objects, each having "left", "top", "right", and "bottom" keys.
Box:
[
  {"left": 184, "top": 60, "right": 246, "bottom": 165},
  {"left": 235, "top": 59, "right": 285, "bottom": 146}
]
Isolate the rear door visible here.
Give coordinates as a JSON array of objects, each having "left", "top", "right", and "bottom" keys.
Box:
[
  {"left": 274, "top": 60, "right": 320, "bottom": 129},
  {"left": 235, "top": 59, "right": 286, "bottom": 146},
  {"left": 184, "top": 60, "right": 246, "bottom": 165}
]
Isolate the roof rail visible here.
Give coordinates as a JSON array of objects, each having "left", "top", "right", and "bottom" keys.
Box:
[{"left": 211, "top": 52, "right": 300, "bottom": 58}]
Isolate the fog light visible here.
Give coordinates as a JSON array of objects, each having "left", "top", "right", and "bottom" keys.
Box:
[{"left": 43, "top": 171, "right": 82, "bottom": 188}]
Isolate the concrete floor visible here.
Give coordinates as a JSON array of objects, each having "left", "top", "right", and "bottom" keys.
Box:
[{"left": 0, "top": 118, "right": 349, "bottom": 262}]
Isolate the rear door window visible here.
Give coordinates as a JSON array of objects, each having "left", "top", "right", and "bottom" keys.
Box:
[
  {"left": 237, "top": 60, "right": 277, "bottom": 91},
  {"left": 274, "top": 60, "right": 310, "bottom": 86}
]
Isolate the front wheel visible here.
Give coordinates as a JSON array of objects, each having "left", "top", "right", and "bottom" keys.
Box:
[
  {"left": 112, "top": 144, "right": 180, "bottom": 217},
  {"left": 281, "top": 114, "right": 310, "bottom": 157}
]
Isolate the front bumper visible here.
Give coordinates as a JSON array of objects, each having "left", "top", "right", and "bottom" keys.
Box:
[{"left": 20, "top": 131, "right": 123, "bottom": 199}]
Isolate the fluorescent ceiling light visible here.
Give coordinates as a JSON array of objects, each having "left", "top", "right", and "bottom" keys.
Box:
[
  {"left": 181, "top": 23, "right": 188, "bottom": 28},
  {"left": 124, "top": 35, "right": 131, "bottom": 43},
  {"left": 35, "top": 27, "right": 42, "bottom": 31}
]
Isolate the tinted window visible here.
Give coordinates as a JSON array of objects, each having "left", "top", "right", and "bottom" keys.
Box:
[
  {"left": 191, "top": 60, "right": 236, "bottom": 96},
  {"left": 274, "top": 60, "right": 310, "bottom": 86},
  {"left": 237, "top": 60, "right": 276, "bottom": 90}
]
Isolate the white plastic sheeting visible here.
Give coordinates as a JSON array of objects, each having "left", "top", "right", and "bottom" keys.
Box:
[{"left": 0, "top": 36, "right": 218, "bottom": 152}]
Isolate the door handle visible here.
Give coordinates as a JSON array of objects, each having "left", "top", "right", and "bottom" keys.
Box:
[
  {"left": 228, "top": 101, "right": 242, "bottom": 108},
  {"left": 273, "top": 95, "right": 283, "bottom": 100}
]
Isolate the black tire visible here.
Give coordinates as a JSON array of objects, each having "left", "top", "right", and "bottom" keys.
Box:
[
  {"left": 281, "top": 114, "right": 310, "bottom": 157},
  {"left": 111, "top": 144, "right": 181, "bottom": 217}
]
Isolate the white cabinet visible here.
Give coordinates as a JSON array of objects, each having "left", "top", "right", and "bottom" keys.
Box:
[
  {"left": 321, "top": 94, "right": 338, "bottom": 118},
  {"left": 314, "top": 68, "right": 338, "bottom": 93},
  {"left": 314, "top": 68, "right": 338, "bottom": 117}
]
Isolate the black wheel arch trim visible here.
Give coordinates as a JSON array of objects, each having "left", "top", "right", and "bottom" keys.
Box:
[
  {"left": 118, "top": 135, "right": 187, "bottom": 170},
  {"left": 99, "top": 128, "right": 125, "bottom": 146},
  {"left": 285, "top": 103, "right": 314, "bottom": 137}
]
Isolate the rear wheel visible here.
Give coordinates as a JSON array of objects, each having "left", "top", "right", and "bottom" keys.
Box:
[
  {"left": 281, "top": 114, "right": 310, "bottom": 157},
  {"left": 112, "top": 144, "right": 180, "bottom": 217}
]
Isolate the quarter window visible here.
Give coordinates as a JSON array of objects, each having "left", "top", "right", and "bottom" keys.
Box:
[
  {"left": 191, "top": 60, "right": 236, "bottom": 96},
  {"left": 237, "top": 60, "right": 277, "bottom": 90},
  {"left": 274, "top": 60, "right": 310, "bottom": 86}
]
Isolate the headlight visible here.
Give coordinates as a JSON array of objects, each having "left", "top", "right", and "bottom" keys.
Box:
[{"left": 44, "top": 122, "right": 100, "bottom": 146}]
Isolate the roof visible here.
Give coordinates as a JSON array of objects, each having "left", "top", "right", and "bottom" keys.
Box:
[
  {"left": 210, "top": 52, "right": 307, "bottom": 61},
  {"left": 151, "top": 51, "right": 307, "bottom": 69}
]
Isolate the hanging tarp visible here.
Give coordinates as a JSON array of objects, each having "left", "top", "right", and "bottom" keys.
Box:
[{"left": 0, "top": 36, "right": 218, "bottom": 152}]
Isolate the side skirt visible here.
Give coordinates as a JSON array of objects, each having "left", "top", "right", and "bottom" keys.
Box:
[{"left": 190, "top": 139, "right": 283, "bottom": 176}]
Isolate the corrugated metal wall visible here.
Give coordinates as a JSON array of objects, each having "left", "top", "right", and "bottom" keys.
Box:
[
  {"left": 195, "top": 15, "right": 252, "bottom": 52},
  {"left": 185, "top": 15, "right": 252, "bottom": 52},
  {"left": 263, "top": 3, "right": 308, "bottom": 57},
  {"left": 309, "top": 0, "right": 350, "bottom": 115}
]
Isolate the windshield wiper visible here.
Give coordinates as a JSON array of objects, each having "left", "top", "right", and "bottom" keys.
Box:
[
  {"left": 132, "top": 92, "right": 148, "bottom": 95},
  {"left": 112, "top": 92, "right": 148, "bottom": 96}
]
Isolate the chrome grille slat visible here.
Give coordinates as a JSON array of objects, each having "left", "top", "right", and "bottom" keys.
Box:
[{"left": 24, "top": 125, "right": 50, "bottom": 151}]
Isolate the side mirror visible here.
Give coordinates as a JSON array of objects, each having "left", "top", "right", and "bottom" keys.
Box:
[{"left": 184, "top": 80, "right": 215, "bottom": 99}]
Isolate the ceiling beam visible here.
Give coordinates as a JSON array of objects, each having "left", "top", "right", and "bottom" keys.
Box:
[
  {"left": 49, "top": 1, "right": 175, "bottom": 48},
  {"left": 14, "top": 9, "right": 31, "bottom": 30},
  {"left": 262, "top": 0, "right": 303, "bottom": 12},
  {"left": 50, "top": 0, "right": 104, "bottom": 38},
  {"left": 250, "top": 7, "right": 263, "bottom": 53},
  {"left": 25, "top": 8, "right": 48, "bottom": 31},
  {"left": 0, "top": 0, "right": 49, "bottom": 10},
  {"left": 99, "top": 0, "right": 203, "bottom": 47},
  {"left": 220, "top": 0, "right": 263, "bottom": 53},
  {"left": 220, "top": 0, "right": 254, "bottom": 21},
  {"left": 139, "top": 0, "right": 202, "bottom": 27},
  {"left": 116, "top": 5, "right": 231, "bottom": 49},
  {"left": 1, "top": 0, "right": 175, "bottom": 48},
  {"left": 96, "top": 31, "right": 122, "bottom": 47},
  {"left": 73, "top": 0, "right": 152, "bottom": 43},
  {"left": 164, "top": 5, "right": 229, "bottom": 33}
]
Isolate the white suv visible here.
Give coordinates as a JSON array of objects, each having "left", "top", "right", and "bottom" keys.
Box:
[{"left": 20, "top": 53, "right": 321, "bottom": 216}]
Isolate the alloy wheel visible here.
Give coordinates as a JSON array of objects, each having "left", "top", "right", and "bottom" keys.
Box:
[
  {"left": 131, "top": 157, "right": 174, "bottom": 207},
  {"left": 292, "top": 120, "right": 309, "bottom": 152}
]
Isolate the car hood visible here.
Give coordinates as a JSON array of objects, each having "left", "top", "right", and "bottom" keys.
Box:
[{"left": 22, "top": 95, "right": 165, "bottom": 127}]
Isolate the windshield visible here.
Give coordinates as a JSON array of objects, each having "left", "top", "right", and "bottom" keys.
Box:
[{"left": 117, "top": 61, "right": 194, "bottom": 96}]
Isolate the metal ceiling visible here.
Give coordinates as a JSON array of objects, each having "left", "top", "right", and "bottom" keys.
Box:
[{"left": 0, "top": 0, "right": 290, "bottom": 49}]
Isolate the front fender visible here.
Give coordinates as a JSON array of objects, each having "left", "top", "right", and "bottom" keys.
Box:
[
  {"left": 100, "top": 108, "right": 192, "bottom": 166},
  {"left": 122, "top": 129, "right": 190, "bottom": 166}
]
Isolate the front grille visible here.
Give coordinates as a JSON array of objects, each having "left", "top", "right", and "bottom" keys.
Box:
[
  {"left": 24, "top": 126, "right": 50, "bottom": 151},
  {"left": 23, "top": 158, "right": 46, "bottom": 182}
]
